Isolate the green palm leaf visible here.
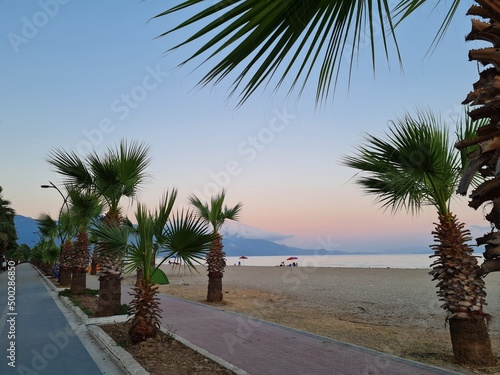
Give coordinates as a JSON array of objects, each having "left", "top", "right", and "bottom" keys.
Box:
[
  {"left": 189, "top": 189, "right": 243, "bottom": 231},
  {"left": 155, "top": 0, "right": 462, "bottom": 105},
  {"left": 342, "top": 108, "right": 477, "bottom": 216},
  {"left": 161, "top": 210, "right": 214, "bottom": 270}
]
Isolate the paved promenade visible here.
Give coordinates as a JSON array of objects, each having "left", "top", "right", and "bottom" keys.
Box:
[
  {"left": 0, "top": 263, "right": 124, "bottom": 374},
  {"left": 144, "top": 289, "right": 465, "bottom": 375},
  {"left": 0, "top": 264, "right": 466, "bottom": 374}
]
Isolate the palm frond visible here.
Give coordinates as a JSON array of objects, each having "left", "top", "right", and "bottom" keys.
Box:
[
  {"left": 154, "top": 0, "right": 461, "bottom": 105},
  {"left": 90, "top": 220, "right": 130, "bottom": 257},
  {"left": 190, "top": 190, "right": 243, "bottom": 230},
  {"left": 342, "top": 108, "right": 461, "bottom": 216},
  {"left": 36, "top": 213, "right": 58, "bottom": 239},
  {"left": 392, "top": 0, "right": 462, "bottom": 53},
  {"left": 161, "top": 210, "right": 214, "bottom": 270},
  {"left": 46, "top": 149, "right": 93, "bottom": 188}
]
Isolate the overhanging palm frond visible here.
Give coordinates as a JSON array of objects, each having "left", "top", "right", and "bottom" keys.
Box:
[
  {"left": 155, "top": 0, "right": 461, "bottom": 105},
  {"left": 392, "top": 0, "right": 462, "bottom": 52}
]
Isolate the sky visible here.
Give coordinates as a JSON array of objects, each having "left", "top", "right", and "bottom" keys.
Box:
[{"left": 0, "top": 1, "right": 493, "bottom": 253}]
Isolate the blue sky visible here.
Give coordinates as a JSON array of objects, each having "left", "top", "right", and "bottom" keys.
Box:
[{"left": 0, "top": 1, "right": 491, "bottom": 252}]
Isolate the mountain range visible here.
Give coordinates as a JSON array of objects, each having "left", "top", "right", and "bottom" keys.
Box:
[{"left": 14, "top": 215, "right": 431, "bottom": 256}]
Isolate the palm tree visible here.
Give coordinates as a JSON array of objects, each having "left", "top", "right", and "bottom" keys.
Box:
[
  {"left": 0, "top": 186, "right": 17, "bottom": 259},
  {"left": 91, "top": 189, "right": 214, "bottom": 343},
  {"left": 342, "top": 108, "right": 496, "bottom": 366},
  {"left": 67, "top": 188, "right": 103, "bottom": 293},
  {"left": 189, "top": 190, "right": 242, "bottom": 302},
  {"left": 36, "top": 212, "right": 69, "bottom": 281},
  {"left": 47, "top": 139, "right": 151, "bottom": 316}
]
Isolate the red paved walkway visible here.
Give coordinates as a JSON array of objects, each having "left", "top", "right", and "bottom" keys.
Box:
[{"left": 119, "top": 286, "right": 464, "bottom": 375}]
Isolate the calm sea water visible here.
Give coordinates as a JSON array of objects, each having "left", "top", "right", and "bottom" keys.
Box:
[{"left": 226, "top": 254, "right": 434, "bottom": 269}]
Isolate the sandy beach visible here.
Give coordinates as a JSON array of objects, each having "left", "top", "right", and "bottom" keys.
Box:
[{"left": 130, "top": 264, "right": 500, "bottom": 374}]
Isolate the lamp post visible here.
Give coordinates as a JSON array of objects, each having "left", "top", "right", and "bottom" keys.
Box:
[
  {"left": 41, "top": 181, "right": 73, "bottom": 286},
  {"left": 41, "top": 181, "right": 69, "bottom": 212},
  {"left": 41, "top": 181, "right": 70, "bottom": 243}
]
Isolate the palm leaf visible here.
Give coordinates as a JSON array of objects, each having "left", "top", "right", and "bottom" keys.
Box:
[
  {"left": 342, "top": 108, "right": 462, "bottom": 216},
  {"left": 46, "top": 149, "right": 93, "bottom": 188},
  {"left": 154, "top": 0, "right": 461, "bottom": 105},
  {"left": 161, "top": 210, "right": 214, "bottom": 270}
]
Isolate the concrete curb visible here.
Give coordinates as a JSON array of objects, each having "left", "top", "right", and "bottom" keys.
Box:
[
  {"left": 88, "top": 325, "right": 149, "bottom": 375},
  {"left": 35, "top": 268, "right": 246, "bottom": 375}
]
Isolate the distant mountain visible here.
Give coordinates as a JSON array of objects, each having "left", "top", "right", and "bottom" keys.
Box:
[
  {"left": 14, "top": 215, "right": 432, "bottom": 256},
  {"left": 14, "top": 215, "right": 39, "bottom": 245},
  {"left": 222, "top": 236, "right": 352, "bottom": 257}
]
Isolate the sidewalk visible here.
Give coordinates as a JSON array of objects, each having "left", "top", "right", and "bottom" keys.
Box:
[
  {"left": 0, "top": 264, "right": 125, "bottom": 375},
  {"left": 117, "top": 277, "right": 465, "bottom": 375},
  {"left": 0, "top": 265, "right": 466, "bottom": 374}
]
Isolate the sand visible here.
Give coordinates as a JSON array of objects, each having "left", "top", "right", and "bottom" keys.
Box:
[{"left": 136, "top": 264, "right": 500, "bottom": 373}]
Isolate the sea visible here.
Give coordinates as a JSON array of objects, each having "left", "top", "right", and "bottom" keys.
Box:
[{"left": 225, "top": 254, "right": 435, "bottom": 269}]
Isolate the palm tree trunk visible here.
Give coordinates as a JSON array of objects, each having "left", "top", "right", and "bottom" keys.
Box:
[
  {"left": 129, "top": 280, "right": 161, "bottom": 344},
  {"left": 97, "top": 275, "right": 122, "bottom": 317},
  {"left": 430, "top": 213, "right": 496, "bottom": 366},
  {"left": 70, "top": 271, "right": 87, "bottom": 294},
  {"left": 207, "top": 274, "right": 223, "bottom": 302},
  {"left": 96, "top": 211, "right": 124, "bottom": 316},
  {"left": 206, "top": 235, "right": 226, "bottom": 302},
  {"left": 449, "top": 317, "right": 496, "bottom": 367},
  {"left": 58, "top": 239, "right": 73, "bottom": 287},
  {"left": 59, "top": 265, "right": 71, "bottom": 287},
  {"left": 71, "top": 230, "right": 90, "bottom": 293}
]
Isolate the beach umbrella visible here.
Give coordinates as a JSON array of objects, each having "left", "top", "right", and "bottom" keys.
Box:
[
  {"left": 286, "top": 257, "right": 298, "bottom": 261},
  {"left": 239, "top": 256, "right": 248, "bottom": 259}
]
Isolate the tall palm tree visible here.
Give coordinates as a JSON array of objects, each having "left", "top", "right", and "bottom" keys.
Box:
[
  {"left": 91, "top": 190, "right": 214, "bottom": 343},
  {"left": 342, "top": 108, "right": 496, "bottom": 366},
  {"left": 189, "top": 190, "right": 242, "bottom": 302},
  {"left": 47, "top": 139, "right": 151, "bottom": 316},
  {"left": 67, "top": 188, "right": 103, "bottom": 293},
  {"left": 153, "top": 1, "right": 462, "bottom": 105},
  {"left": 0, "top": 186, "right": 17, "bottom": 259}
]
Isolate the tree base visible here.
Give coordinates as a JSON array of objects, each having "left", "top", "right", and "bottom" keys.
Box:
[
  {"left": 207, "top": 276, "right": 223, "bottom": 302},
  {"left": 59, "top": 267, "right": 71, "bottom": 288},
  {"left": 97, "top": 275, "right": 122, "bottom": 316},
  {"left": 70, "top": 271, "right": 87, "bottom": 294},
  {"left": 449, "top": 317, "right": 497, "bottom": 367}
]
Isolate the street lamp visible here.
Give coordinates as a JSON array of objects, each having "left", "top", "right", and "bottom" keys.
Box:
[
  {"left": 41, "top": 181, "right": 69, "bottom": 211},
  {"left": 41, "top": 181, "right": 70, "bottom": 243}
]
